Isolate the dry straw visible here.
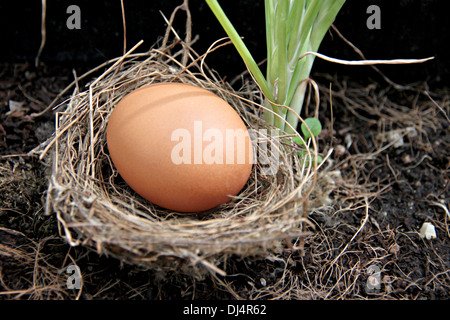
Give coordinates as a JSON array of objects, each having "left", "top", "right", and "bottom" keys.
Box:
[{"left": 32, "top": 6, "right": 331, "bottom": 278}]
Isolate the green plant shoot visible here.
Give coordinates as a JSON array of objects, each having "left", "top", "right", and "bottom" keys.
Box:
[
  {"left": 205, "top": 0, "right": 345, "bottom": 135},
  {"left": 293, "top": 117, "right": 323, "bottom": 164}
]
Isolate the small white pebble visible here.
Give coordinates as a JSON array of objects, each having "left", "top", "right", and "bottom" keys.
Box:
[
  {"left": 260, "top": 278, "right": 267, "bottom": 286},
  {"left": 334, "top": 144, "right": 346, "bottom": 157},
  {"left": 387, "top": 130, "right": 404, "bottom": 148},
  {"left": 419, "top": 222, "right": 437, "bottom": 240}
]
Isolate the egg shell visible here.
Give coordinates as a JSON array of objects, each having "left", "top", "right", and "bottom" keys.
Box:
[{"left": 106, "top": 82, "right": 253, "bottom": 213}]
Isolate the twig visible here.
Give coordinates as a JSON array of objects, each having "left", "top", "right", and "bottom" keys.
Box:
[
  {"left": 298, "top": 51, "right": 434, "bottom": 66},
  {"left": 429, "top": 201, "right": 450, "bottom": 221},
  {"left": 182, "top": 0, "right": 192, "bottom": 67},
  {"left": 0, "top": 153, "right": 37, "bottom": 159},
  {"left": 424, "top": 91, "right": 450, "bottom": 123},
  {"left": 35, "top": 0, "right": 47, "bottom": 67},
  {"left": 18, "top": 84, "right": 45, "bottom": 106},
  {"left": 324, "top": 197, "right": 370, "bottom": 276},
  {"left": 120, "top": 0, "right": 127, "bottom": 55},
  {"left": 330, "top": 24, "right": 412, "bottom": 91},
  {"left": 89, "top": 40, "right": 144, "bottom": 88}
]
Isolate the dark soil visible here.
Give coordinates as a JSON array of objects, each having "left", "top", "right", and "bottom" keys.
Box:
[
  {"left": 312, "top": 75, "right": 450, "bottom": 299},
  {"left": 0, "top": 62, "right": 449, "bottom": 300}
]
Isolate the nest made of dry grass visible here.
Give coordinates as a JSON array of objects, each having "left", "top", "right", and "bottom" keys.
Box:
[{"left": 31, "top": 13, "right": 330, "bottom": 278}]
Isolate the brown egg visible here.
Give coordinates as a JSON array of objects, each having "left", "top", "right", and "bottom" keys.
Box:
[{"left": 106, "top": 82, "right": 253, "bottom": 213}]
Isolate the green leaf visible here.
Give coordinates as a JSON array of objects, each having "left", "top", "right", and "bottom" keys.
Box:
[
  {"left": 292, "top": 135, "right": 305, "bottom": 147},
  {"left": 205, "top": 0, "right": 274, "bottom": 104},
  {"left": 296, "top": 150, "right": 323, "bottom": 165},
  {"left": 301, "top": 117, "right": 322, "bottom": 139},
  {"left": 307, "top": 154, "right": 323, "bottom": 165}
]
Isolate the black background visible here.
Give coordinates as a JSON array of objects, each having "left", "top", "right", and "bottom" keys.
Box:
[{"left": 1, "top": 0, "right": 448, "bottom": 87}]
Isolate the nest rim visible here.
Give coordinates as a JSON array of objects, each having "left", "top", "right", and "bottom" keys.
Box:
[{"left": 33, "top": 37, "right": 327, "bottom": 277}]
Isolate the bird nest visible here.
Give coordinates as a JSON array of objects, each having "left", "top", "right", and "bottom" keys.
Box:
[{"left": 32, "top": 18, "right": 332, "bottom": 279}]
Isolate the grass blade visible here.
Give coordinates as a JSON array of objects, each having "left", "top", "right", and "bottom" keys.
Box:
[{"left": 205, "top": 0, "right": 274, "bottom": 103}]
